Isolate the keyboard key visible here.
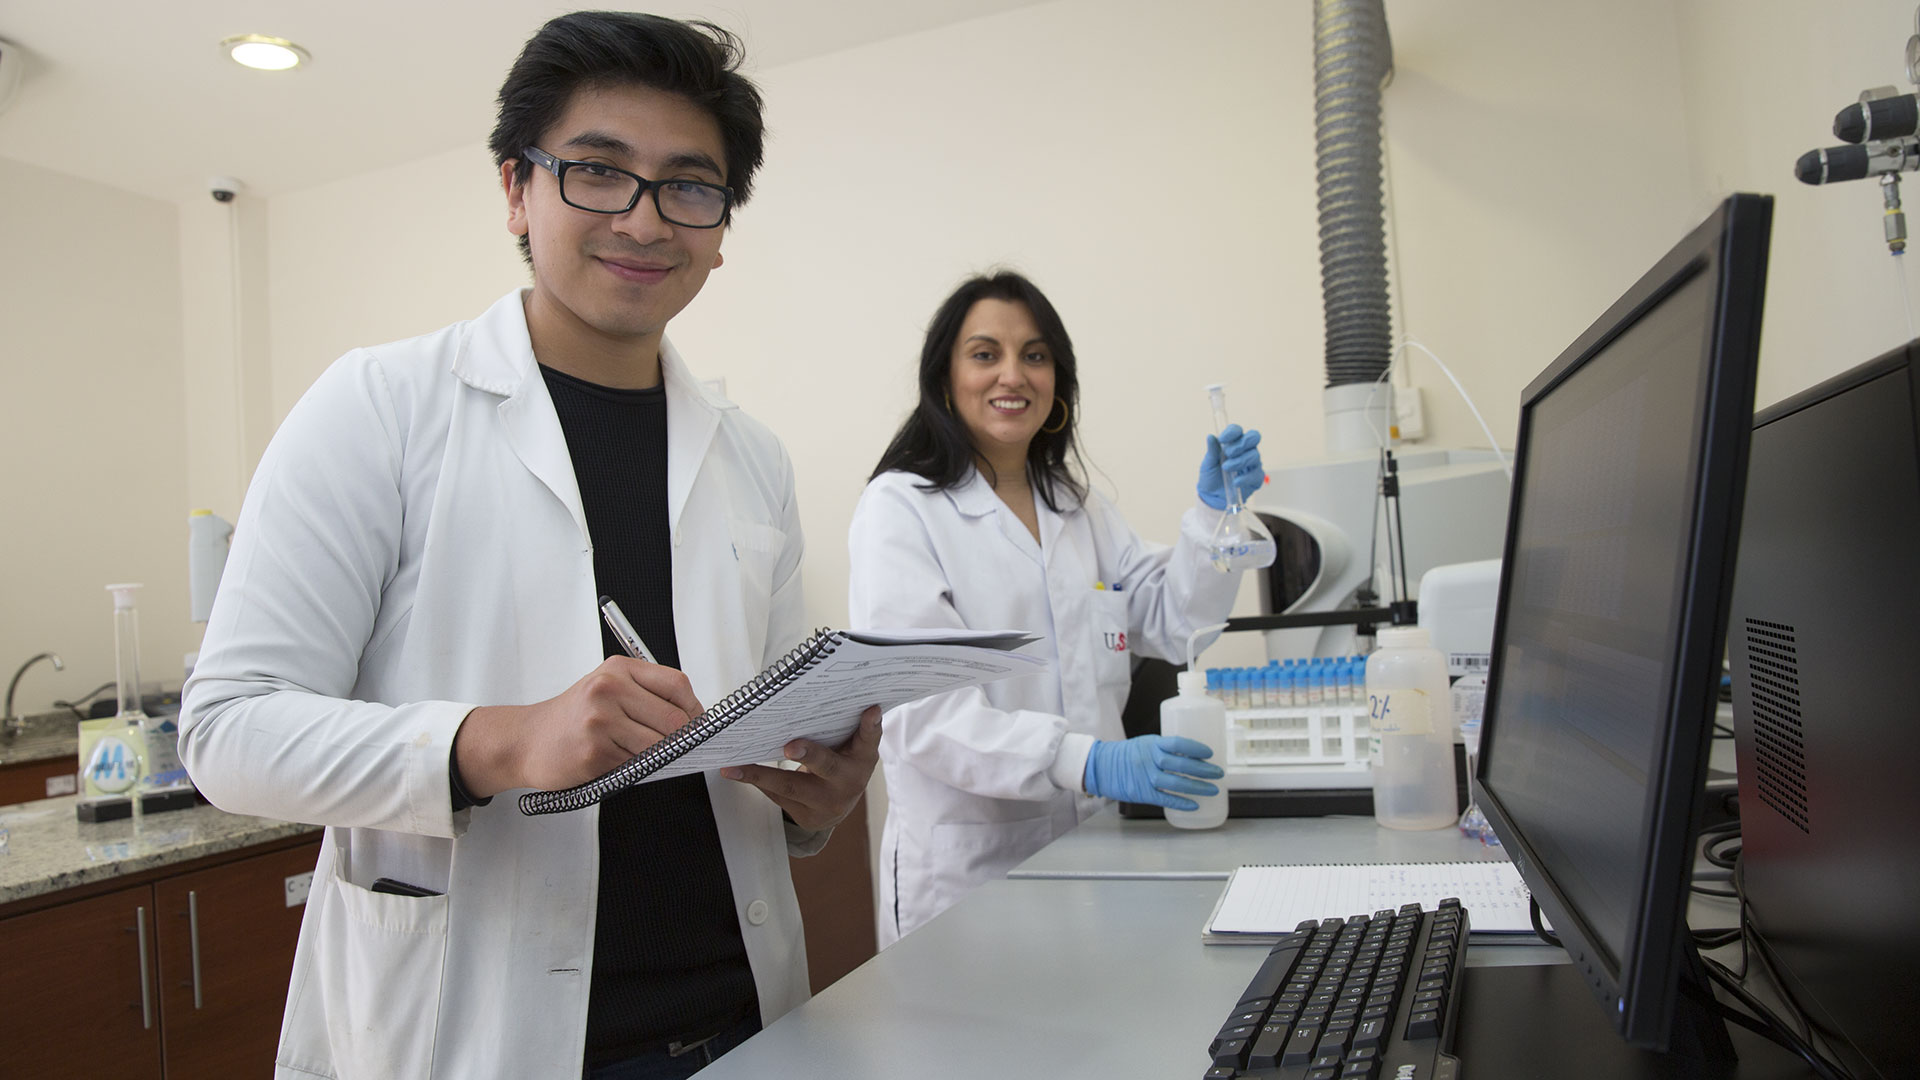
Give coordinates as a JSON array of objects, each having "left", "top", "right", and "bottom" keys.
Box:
[
  {"left": 1242, "top": 951, "right": 1301, "bottom": 1005},
  {"left": 1406, "top": 1009, "right": 1441, "bottom": 1040},
  {"left": 1317, "top": 1023, "right": 1354, "bottom": 1055},
  {"left": 1212, "top": 1038, "right": 1249, "bottom": 1067},
  {"left": 1282, "top": 1025, "right": 1322, "bottom": 1066},
  {"left": 1210, "top": 1023, "right": 1255, "bottom": 1050},
  {"left": 1307, "top": 1069, "right": 1340, "bottom": 1080},
  {"left": 1204, "top": 1068, "right": 1237, "bottom": 1080},
  {"left": 1312, "top": 1052, "right": 1343, "bottom": 1070},
  {"left": 1342, "top": 1059, "right": 1380, "bottom": 1079},
  {"left": 1352, "top": 1016, "right": 1386, "bottom": 1051},
  {"left": 1248, "top": 1025, "right": 1292, "bottom": 1069}
]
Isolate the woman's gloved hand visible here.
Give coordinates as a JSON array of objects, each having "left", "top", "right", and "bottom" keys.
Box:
[
  {"left": 1082, "top": 734, "right": 1224, "bottom": 810},
  {"left": 1197, "top": 423, "right": 1265, "bottom": 510}
]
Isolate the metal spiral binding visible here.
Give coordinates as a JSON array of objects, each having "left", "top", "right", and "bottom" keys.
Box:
[{"left": 518, "top": 629, "right": 844, "bottom": 815}]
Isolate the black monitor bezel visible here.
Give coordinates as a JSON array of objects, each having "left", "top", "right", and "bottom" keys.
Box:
[{"left": 1470, "top": 193, "right": 1772, "bottom": 1050}]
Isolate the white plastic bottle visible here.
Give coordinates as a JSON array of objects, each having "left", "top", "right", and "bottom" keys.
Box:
[
  {"left": 1162, "top": 668, "right": 1229, "bottom": 829},
  {"left": 1366, "top": 626, "right": 1457, "bottom": 830}
]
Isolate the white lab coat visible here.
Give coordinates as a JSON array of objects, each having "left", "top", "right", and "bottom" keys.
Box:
[
  {"left": 847, "top": 468, "right": 1240, "bottom": 945},
  {"left": 181, "top": 290, "right": 817, "bottom": 1080}
]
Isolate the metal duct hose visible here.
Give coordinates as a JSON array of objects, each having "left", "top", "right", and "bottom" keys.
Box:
[{"left": 1314, "top": 0, "right": 1394, "bottom": 388}]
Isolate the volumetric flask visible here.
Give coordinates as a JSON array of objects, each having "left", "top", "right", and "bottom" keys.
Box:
[{"left": 1204, "top": 384, "right": 1276, "bottom": 573}]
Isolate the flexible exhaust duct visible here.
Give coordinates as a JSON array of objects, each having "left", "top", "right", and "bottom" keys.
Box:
[{"left": 1313, "top": 0, "right": 1394, "bottom": 390}]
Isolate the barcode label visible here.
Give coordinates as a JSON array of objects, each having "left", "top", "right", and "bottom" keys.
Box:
[{"left": 1449, "top": 653, "right": 1491, "bottom": 675}]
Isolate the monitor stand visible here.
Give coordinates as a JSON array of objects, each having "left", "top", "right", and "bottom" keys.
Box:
[{"left": 1452, "top": 946, "right": 1806, "bottom": 1079}]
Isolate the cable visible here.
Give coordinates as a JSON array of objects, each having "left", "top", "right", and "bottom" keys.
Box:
[
  {"left": 1529, "top": 895, "right": 1561, "bottom": 948},
  {"left": 1362, "top": 363, "right": 1394, "bottom": 452},
  {"left": 1700, "top": 956, "right": 1852, "bottom": 1080},
  {"left": 1394, "top": 339, "right": 1514, "bottom": 479},
  {"left": 1896, "top": 250, "right": 1918, "bottom": 343},
  {"left": 1696, "top": 853, "right": 1856, "bottom": 1077},
  {"left": 53, "top": 681, "right": 118, "bottom": 721},
  {"left": 1692, "top": 926, "right": 1743, "bottom": 949}
]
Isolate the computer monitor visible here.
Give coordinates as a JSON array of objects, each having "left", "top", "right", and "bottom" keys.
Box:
[
  {"left": 1727, "top": 341, "right": 1920, "bottom": 1078},
  {"left": 1471, "top": 193, "right": 1772, "bottom": 1055}
]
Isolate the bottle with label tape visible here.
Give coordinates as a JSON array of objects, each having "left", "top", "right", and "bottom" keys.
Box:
[
  {"left": 1366, "top": 626, "right": 1457, "bottom": 830},
  {"left": 1161, "top": 668, "right": 1229, "bottom": 829},
  {"left": 1165, "top": 624, "right": 1231, "bottom": 830}
]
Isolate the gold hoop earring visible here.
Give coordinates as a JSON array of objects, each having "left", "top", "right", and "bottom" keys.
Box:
[
  {"left": 943, "top": 391, "right": 953, "bottom": 413},
  {"left": 1042, "top": 399, "right": 1070, "bottom": 435}
]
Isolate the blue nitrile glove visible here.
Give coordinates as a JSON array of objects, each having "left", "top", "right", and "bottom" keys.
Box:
[
  {"left": 1197, "top": 424, "right": 1265, "bottom": 510},
  {"left": 1082, "top": 734, "right": 1225, "bottom": 810}
]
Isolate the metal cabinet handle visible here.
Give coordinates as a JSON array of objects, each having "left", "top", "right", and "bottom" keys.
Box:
[
  {"left": 135, "top": 905, "right": 153, "bottom": 1030},
  {"left": 188, "top": 890, "right": 204, "bottom": 1009}
]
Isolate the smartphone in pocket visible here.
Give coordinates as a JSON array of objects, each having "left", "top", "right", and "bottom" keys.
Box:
[{"left": 370, "top": 877, "right": 442, "bottom": 898}]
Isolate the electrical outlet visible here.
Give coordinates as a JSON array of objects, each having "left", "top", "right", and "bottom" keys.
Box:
[
  {"left": 285, "top": 870, "right": 313, "bottom": 907},
  {"left": 1393, "top": 385, "right": 1426, "bottom": 441}
]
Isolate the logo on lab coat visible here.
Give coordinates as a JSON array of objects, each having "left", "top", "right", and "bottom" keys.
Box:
[{"left": 1103, "top": 631, "right": 1128, "bottom": 653}]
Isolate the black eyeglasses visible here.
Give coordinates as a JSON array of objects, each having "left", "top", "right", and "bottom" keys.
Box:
[{"left": 521, "top": 146, "right": 732, "bottom": 229}]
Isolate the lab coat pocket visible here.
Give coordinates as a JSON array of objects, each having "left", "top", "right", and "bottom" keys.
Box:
[
  {"left": 315, "top": 849, "right": 448, "bottom": 1079},
  {"left": 929, "top": 815, "right": 1058, "bottom": 903},
  {"left": 1090, "top": 588, "right": 1132, "bottom": 691},
  {"left": 730, "top": 519, "right": 786, "bottom": 603}
]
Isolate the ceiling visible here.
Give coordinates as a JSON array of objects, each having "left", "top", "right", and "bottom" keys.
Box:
[{"left": 0, "top": 0, "right": 1049, "bottom": 202}]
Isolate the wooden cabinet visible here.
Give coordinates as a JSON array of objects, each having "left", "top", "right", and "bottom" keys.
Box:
[
  {"left": 0, "top": 753, "right": 78, "bottom": 805},
  {"left": 153, "top": 844, "right": 316, "bottom": 1078},
  {"left": 0, "top": 835, "right": 320, "bottom": 1080},
  {"left": 0, "top": 885, "right": 166, "bottom": 1080}
]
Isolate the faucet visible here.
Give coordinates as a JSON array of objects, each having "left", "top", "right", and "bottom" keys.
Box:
[{"left": 4, "top": 652, "right": 65, "bottom": 738}]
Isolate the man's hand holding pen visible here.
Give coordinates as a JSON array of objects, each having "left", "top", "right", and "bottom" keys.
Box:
[{"left": 453, "top": 658, "right": 705, "bottom": 799}]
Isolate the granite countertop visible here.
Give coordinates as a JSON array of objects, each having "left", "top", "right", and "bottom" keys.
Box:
[
  {"left": 0, "top": 794, "right": 321, "bottom": 906},
  {"left": 0, "top": 710, "right": 81, "bottom": 767}
]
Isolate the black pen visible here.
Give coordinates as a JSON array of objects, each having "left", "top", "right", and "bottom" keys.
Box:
[{"left": 598, "top": 596, "right": 658, "bottom": 664}]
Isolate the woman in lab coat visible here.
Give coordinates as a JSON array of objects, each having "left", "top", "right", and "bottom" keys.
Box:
[{"left": 848, "top": 271, "right": 1267, "bottom": 944}]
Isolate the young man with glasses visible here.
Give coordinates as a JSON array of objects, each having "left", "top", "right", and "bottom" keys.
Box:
[{"left": 181, "top": 13, "right": 876, "bottom": 1079}]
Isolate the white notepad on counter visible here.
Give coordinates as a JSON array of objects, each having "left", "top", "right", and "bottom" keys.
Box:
[{"left": 1202, "top": 861, "right": 1537, "bottom": 944}]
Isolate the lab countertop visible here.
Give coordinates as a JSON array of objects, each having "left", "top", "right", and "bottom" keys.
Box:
[
  {"left": 1010, "top": 805, "right": 1512, "bottom": 879},
  {"left": 0, "top": 794, "right": 320, "bottom": 907},
  {"left": 0, "top": 711, "right": 81, "bottom": 767}
]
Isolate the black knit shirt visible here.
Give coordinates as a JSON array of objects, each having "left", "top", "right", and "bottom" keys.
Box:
[{"left": 539, "top": 364, "right": 757, "bottom": 1067}]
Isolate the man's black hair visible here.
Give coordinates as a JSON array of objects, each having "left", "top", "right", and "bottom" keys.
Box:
[
  {"left": 869, "top": 271, "right": 1087, "bottom": 512},
  {"left": 491, "top": 11, "right": 766, "bottom": 263}
]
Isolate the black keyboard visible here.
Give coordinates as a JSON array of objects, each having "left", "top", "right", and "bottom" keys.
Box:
[{"left": 1204, "top": 899, "right": 1466, "bottom": 1080}]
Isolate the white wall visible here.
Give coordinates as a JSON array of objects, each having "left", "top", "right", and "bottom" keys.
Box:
[
  {"left": 1378, "top": 0, "right": 1698, "bottom": 448},
  {"left": 1677, "top": 0, "right": 1920, "bottom": 409},
  {"left": 0, "top": 157, "right": 192, "bottom": 714},
  {"left": 266, "top": 142, "right": 530, "bottom": 417},
  {"left": 180, "top": 190, "right": 274, "bottom": 521}
]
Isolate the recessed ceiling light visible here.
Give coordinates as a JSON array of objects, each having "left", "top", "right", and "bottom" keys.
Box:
[{"left": 221, "top": 34, "right": 309, "bottom": 72}]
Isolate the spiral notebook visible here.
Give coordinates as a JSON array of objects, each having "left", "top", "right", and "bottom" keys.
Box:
[
  {"left": 518, "top": 627, "right": 1046, "bottom": 815},
  {"left": 1202, "top": 861, "right": 1536, "bottom": 944}
]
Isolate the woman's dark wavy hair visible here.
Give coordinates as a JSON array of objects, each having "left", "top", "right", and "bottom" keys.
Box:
[
  {"left": 870, "top": 271, "right": 1086, "bottom": 512},
  {"left": 490, "top": 11, "right": 766, "bottom": 265}
]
